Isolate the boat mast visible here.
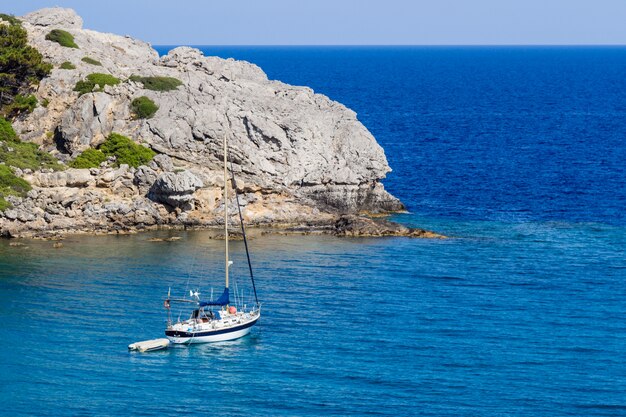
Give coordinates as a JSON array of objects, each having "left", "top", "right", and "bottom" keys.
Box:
[{"left": 224, "top": 133, "right": 229, "bottom": 290}]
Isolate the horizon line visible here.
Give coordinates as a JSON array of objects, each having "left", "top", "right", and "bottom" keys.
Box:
[{"left": 153, "top": 44, "right": 626, "bottom": 47}]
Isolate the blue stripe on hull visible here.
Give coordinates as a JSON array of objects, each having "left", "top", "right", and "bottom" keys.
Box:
[{"left": 165, "top": 317, "right": 259, "bottom": 338}]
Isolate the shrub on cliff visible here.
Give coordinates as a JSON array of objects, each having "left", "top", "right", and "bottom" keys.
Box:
[
  {"left": 0, "top": 16, "right": 52, "bottom": 115},
  {"left": 129, "top": 75, "right": 182, "bottom": 91},
  {"left": 81, "top": 57, "right": 102, "bottom": 66},
  {"left": 69, "top": 148, "right": 107, "bottom": 168},
  {"left": 0, "top": 117, "right": 62, "bottom": 171},
  {"left": 130, "top": 96, "right": 158, "bottom": 119},
  {"left": 70, "top": 133, "right": 156, "bottom": 169},
  {"left": 99, "top": 133, "right": 156, "bottom": 167},
  {"left": 4, "top": 94, "right": 37, "bottom": 117},
  {"left": 0, "top": 14, "right": 21, "bottom": 26},
  {"left": 0, "top": 197, "right": 9, "bottom": 211},
  {"left": 0, "top": 164, "right": 31, "bottom": 210},
  {"left": 0, "top": 116, "right": 17, "bottom": 142},
  {"left": 74, "top": 73, "right": 121, "bottom": 95},
  {"left": 59, "top": 61, "right": 76, "bottom": 70},
  {"left": 45, "top": 29, "right": 78, "bottom": 48}
]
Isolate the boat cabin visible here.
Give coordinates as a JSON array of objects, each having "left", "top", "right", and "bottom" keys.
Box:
[{"left": 190, "top": 308, "right": 220, "bottom": 323}]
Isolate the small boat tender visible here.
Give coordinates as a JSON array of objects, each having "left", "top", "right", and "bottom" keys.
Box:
[{"left": 128, "top": 338, "right": 170, "bottom": 352}]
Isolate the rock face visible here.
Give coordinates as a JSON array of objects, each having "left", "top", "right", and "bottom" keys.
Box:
[
  {"left": 150, "top": 171, "right": 203, "bottom": 208},
  {"left": 1, "top": 8, "right": 422, "bottom": 238},
  {"left": 22, "top": 8, "right": 83, "bottom": 29}
]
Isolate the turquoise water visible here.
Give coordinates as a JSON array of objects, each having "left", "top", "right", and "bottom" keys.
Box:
[
  {"left": 1, "top": 222, "right": 624, "bottom": 415},
  {"left": 2, "top": 47, "right": 626, "bottom": 415}
]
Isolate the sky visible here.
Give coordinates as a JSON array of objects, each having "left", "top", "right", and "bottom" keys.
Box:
[{"left": 4, "top": 0, "right": 626, "bottom": 45}]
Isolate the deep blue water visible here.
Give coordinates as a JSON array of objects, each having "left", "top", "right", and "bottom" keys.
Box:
[
  {"left": 1, "top": 47, "right": 625, "bottom": 416},
  {"left": 155, "top": 46, "right": 626, "bottom": 225}
]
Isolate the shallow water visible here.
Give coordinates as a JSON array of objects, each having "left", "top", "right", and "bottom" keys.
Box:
[
  {"left": 2, "top": 47, "right": 626, "bottom": 415},
  {"left": 1, "top": 221, "right": 624, "bottom": 416}
]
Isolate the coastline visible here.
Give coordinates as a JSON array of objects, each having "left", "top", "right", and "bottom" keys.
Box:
[
  {"left": 0, "top": 8, "right": 440, "bottom": 240},
  {"left": 4, "top": 214, "right": 446, "bottom": 240},
  {"left": 0, "top": 8, "right": 441, "bottom": 239}
]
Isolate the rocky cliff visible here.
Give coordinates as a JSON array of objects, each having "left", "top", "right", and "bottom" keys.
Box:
[{"left": 0, "top": 8, "right": 429, "bottom": 239}]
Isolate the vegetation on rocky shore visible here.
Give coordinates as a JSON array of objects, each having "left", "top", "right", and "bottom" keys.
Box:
[
  {"left": 130, "top": 96, "right": 158, "bottom": 119},
  {"left": 0, "top": 14, "right": 51, "bottom": 115},
  {"left": 4, "top": 93, "right": 38, "bottom": 117},
  {"left": 129, "top": 75, "right": 182, "bottom": 91},
  {"left": 100, "top": 133, "right": 156, "bottom": 167},
  {"left": 68, "top": 148, "right": 106, "bottom": 168},
  {"left": 0, "top": 13, "right": 20, "bottom": 25},
  {"left": 81, "top": 56, "right": 102, "bottom": 66},
  {"left": 0, "top": 16, "right": 65, "bottom": 210},
  {"left": 0, "top": 117, "right": 62, "bottom": 171},
  {"left": 0, "top": 165, "right": 31, "bottom": 210},
  {"left": 45, "top": 29, "right": 77, "bottom": 48},
  {"left": 59, "top": 61, "right": 76, "bottom": 70},
  {"left": 70, "top": 133, "right": 156, "bottom": 168},
  {"left": 74, "top": 73, "right": 121, "bottom": 95}
]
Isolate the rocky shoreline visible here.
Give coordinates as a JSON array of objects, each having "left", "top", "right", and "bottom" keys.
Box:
[
  {"left": 0, "top": 8, "right": 442, "bottom": 240},
  {"left": 2, "top": 214, "right": 446, "bottom": 240}
]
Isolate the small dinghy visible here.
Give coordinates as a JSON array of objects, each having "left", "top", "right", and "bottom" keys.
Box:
[{"left": 128, "top": 338, "right": 170, "bottom": 352}]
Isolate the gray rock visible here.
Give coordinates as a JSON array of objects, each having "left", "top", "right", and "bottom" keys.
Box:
[
  {"left": 133, "top": 166, "right": 158, "bottom": 189},
  {"left": 97, "top": 165, "right": 129, "bottom": 185},
  {"left": 0, "top": 7, "right": 417, "bottom": 238},
  {"left": 333, "top": 215, "right": 445, "bottom": 238},
  {"left": 150, "top": 171, "right": 203, "bottom": 207},
  {"left": 19, "top": 7, "right": 400, "bottom": 212},
  {"left": 22, "top": 8, "right": 83, "bottom": 29},
  {"left": 149, "top": 154, "right": 174, "bottom": 172},
  {"left": 29, "top": 169, "right": 93, "bottom": 188},
  {"left": 65, "top": 169, "right": 94, "bottom": 187}
]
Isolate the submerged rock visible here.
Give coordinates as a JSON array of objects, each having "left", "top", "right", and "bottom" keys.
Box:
[{"left": 334, "top": 215, "right": 446, "bottom": 238}]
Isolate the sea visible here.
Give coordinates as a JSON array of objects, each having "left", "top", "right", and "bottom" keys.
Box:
[{"left": 1, "top": 47, "right": 625, "bottom": 416}]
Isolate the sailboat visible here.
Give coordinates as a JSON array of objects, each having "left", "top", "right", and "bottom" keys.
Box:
[{"left": 164, "top": 133, "right": 261, "bottom": 344}]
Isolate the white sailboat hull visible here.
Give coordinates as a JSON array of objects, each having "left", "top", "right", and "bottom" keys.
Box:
[
  {"left": 165, "top": 312, "right": 260, "bottom": 345},
  {"left": 168, "top": 325, "right": 252, "bottom": 344}
]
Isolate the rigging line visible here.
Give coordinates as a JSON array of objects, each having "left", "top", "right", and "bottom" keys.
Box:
[
  {"left": 228, "top": 148, "right": 259, "bottom": 306},
  {"left": 181, "top": 241, "right": 202, "bottom": 299}
]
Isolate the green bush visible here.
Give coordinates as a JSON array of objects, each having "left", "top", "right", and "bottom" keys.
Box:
[
  {"left": 99, "top": 133, "right": 155, "bottom": 168},
  {"left": 81, "top": 57, "right": 102, "bottom": 66},
  {"left": 70, "top": 133, "right": 155, "bottom": 169},
  {"left": 59, "top": 61, "right": 76, "bottom": 70},
  {"left": 0, "top": 19, "right": 51, "bottom": 115},
  {"left": 0, "top": 13, "right": 21, "bottom": 26},
  {"left": 45, "top": 29, "right": 78, "bottom": 48},
  {"left": 5, "top": 94, "right": 37, "bottom": 116},
  {"left": 0, "top": 164, "right": 32, "bottom": 210},
  {"left": 129, "top": 75, "right": 182, "bottom": 91},
  {"left": 130, "top": 96, "right": 158, "bottom": 119},
  {"left": 41, "top": 98, "right": 49, "bottom": 108},
  {"left": 0, "top": 117, "right": 62, "bottom": 171},
  {"left": 0, "top": 196, "right": 10, "bottom": 211},
  {"left": 0, "top": 140, "right": 62, "bottom": 171},
  {"left": 69, "top": 148, "right": 107, "bottom": 168},
  {"left": 0, "top": 165, "right": 30, "bottom": 194},
  {"left": 0, "top": 117, "right": 17, "bottom": 142},
  {"left": 74, "top": 73, "right": 121, "bottom": 95}
]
